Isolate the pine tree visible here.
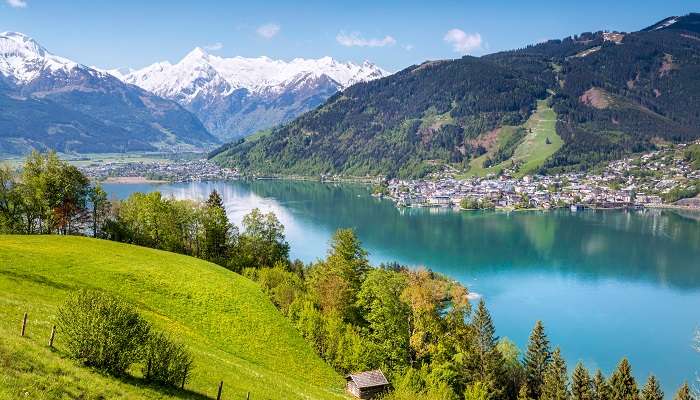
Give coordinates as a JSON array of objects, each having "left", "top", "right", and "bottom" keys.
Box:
[
  {"left": 592, "top": 370, "right": 610, "bottom": 400},
  {"left": 471, "top": 299, "right": 505, "bottom": 400},
  {"left": 640, "top": 375, "right": 663, "bottom": 400},
  {"left": 673, "top": 382, "right": 691, "bottom": 400},
  {"left": 541, "top": 347, "right": 569, "bottom": 400},
  {"left": 206, "top": 190, "right": 224, "bottom": 209},
  {"left": 202, "top": 190, "right": 234, "bottom": 264},
  {"left": 571, "top": 362, "right": 592, "bottom": 400},
  {"left": 524, "top": 320, "right": 552, "bottom": 399},
  {"left": 609, "top": 358, "right": 638, "bottom": 400}
]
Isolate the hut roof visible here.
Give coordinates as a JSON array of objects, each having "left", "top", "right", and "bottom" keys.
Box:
[{"left": 345, "top": 370, "right": 389, "bottom": 389}]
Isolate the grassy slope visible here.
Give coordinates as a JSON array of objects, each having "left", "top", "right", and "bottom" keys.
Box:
[
  {"left": 463, "top": 100, "right": 563, "bottom": 178},
  {"left": 0, "top": 235, "right": 345, "bottom": 400}
]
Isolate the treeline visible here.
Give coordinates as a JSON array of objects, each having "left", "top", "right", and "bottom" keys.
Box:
[
  {"left": 0, "top": 152, "right": 101, "bottom": 235},
  {"left": 0, "top": 152, "right": 290, "bottom": 272},
  {"left": 243, "top": 228, "right": 694, "bottom": 400}
]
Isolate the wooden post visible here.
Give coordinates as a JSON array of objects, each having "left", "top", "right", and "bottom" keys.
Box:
[
  {"left": 216, "top": 380, "right": 223, "bottom": 400},
  {"left": 246, "top": 391, "right": 250, "bottom": 400},
  {"left": 181, "top": 365, "right": 187, "bottom": 389},
  {"left": 48, "top": 325, "right": 56, "bottom": 347},
  {"left": 21, "top": 312, "right": 27, "bottom": 337},
  {"left": 146, "top": 358, "right": 152, "bottom": 380}
]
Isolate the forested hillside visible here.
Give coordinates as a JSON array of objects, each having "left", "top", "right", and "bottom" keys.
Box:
[{"left": 213, "top": 13, "right": 700, "bottom": 178}]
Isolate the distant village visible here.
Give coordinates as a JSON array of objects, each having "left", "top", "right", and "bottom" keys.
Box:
[
  {"left": 79, "top": 144, "right": 700, "bottom": 211},
  {"left": 378, "top": 144, "right": 700, "bottom": 210},
  {"left": 80, "top": 159, "right": 239, "bottom": 183}
]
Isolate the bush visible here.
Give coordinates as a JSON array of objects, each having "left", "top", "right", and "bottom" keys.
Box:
[
  {"left": 57, "top": 289, "right": 150, "bottom": 375},
  {"left": 142, "top": 331, "right": 193, "bottom": 387}
]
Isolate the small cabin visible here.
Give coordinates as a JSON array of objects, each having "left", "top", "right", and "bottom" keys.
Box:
[{"left": 345, "top": 370, "right": 390, "bottom": 399}]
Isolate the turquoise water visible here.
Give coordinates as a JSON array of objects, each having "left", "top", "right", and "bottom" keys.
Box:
[{"left": 103, "top": 180, "right": 700, "bottom": 391}]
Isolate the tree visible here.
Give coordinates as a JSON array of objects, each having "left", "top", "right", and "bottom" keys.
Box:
[
  {"left": 202, "top": 190, "right": 235, "bottom": 265},
  {"left": 356, "top": 269, "right": 411, "bottom": 372},
  {"left": 524, "top": 320, "right": 552, "bottom": 399},
  {"left": 592, "top": 370, "right": 610, "bottom": 400},
  {"left": 498, "top": 338, "right": 525, "bottom": 400},
  {"left": 673, "top": 383, "right": 691, "bottom": 400},
  {"left": 19, "top": 151, "right": 90, "bottom": 234},
  {"left": 470, "top": 299, "right": 505, "bottom": 400},
  {"left": 609, "top": 358, "right": 638, "bottom": 400},
  {"left": 541, "top": 347, "right": 569, "bottom": 400},
  {"left": 0, "top": 164, "right": 22, "bottom": 233},
  {"left": 571, "top": 362, "right": 592, "bottom": 400},
  {"left": 88, "top": 184, "right": 109, "bottom": 238},
  {"left": 234, "top": 208, "right": 290, "bottom": 270},
  {"left": 640, "top": 376, "right": 663, "bottom": 400},
  {"left": 308, "top": 229, "right": 370, "bottom": 321}
]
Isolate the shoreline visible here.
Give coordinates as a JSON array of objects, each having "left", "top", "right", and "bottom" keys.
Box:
[{"left": 100, "top": 176, "right": 170, "bottom": 184}]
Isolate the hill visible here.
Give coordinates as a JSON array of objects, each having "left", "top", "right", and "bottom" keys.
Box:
[
  {"left": 0, "top": 235, "right": 345, "bottom": 400},
  {"left": 0, "top": 32, "right": 218, "bottom": 155},
  {"left": 212, "top": 14, "right": 700, "bottom": 178}
]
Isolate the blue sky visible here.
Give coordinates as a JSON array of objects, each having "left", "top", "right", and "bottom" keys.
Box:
[{"left": 1, "top": 0, "right": 697, "bottom": 72}]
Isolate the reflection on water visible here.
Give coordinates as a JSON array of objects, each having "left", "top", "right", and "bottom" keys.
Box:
[{"left": 103, "top": 180, "right": 700, "bottom": 391}]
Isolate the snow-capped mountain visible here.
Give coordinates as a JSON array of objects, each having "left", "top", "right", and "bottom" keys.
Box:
[
  {"left": 105, "top": 48, "right": 388, "bottom": 140},
  {"left": 0, "top": 32, "right": 217, "bottom": 155}
]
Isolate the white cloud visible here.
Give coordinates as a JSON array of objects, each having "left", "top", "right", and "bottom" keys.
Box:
[
  {"left": 402, "top": 44, "right": 414, "bottom": 51},
  {"left": 203, "top": 42, "right": 223, "bottom": 51},
  {"left": 443, "top": 29, "right": 482, "bottom": 54},
  {"left": 6, "top": 0, "right": 27, "bottom": 8},
  {"left": 336, "top": 32, "right": 396, "bottom": 48},
  {"left": 256, "top": 23, "right": 280, "bottom": 39}
]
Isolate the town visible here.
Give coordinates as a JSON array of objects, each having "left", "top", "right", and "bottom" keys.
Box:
[
  {"left": 79, "top": 159, "right": 239, "bottom": 183},
  {"left": 377, "top": 143, "right": 700, "bottom": 210}
]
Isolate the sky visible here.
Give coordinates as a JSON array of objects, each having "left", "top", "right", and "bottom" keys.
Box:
[{"left": 1, "top": 0, "right": 697, "bottom": 72}]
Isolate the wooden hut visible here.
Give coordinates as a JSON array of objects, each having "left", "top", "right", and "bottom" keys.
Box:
[{"left": 345, "top": 370, "right": 390, "bottom": 399}]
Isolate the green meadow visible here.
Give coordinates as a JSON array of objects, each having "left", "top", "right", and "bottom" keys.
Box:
[
  {"left": 464, "top": 100, "right": 563, "bottom": 178},
  {"left": 0, "top": 235, "right": 346, "bottom": 400}
]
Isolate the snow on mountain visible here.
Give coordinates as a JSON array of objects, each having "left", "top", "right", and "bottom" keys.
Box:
[
  {"left": 0, "top": 32, "right": 216, "bottom": 155},
  {"left": 104, "top": 48, "right": 388, "bottom": 140},
  {"left": 0, "top": 31, "right": 88, "bottom": 83},
  {"left": 117, "top": 47, "right": 387, "bottom": 99}
]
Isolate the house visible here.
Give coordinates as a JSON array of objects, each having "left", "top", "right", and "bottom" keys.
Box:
[{"left": 345, "top": 370, "right": 390, "bottom": 399}]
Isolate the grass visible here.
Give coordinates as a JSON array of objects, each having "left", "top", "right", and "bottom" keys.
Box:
[
  {"left": 512, "top": 100, "right": 563, "bottom": 175},
  {"left": 0, "top": 235, "right": 345, "bottom": 400},
  {"left": 462, "top": 100, "right": 563, "bottom": 178}
]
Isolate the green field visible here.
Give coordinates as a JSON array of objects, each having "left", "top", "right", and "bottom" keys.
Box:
[
  {"left": 463, "top": 100, "right": 563, "bottom": 178},
  {"left": 0, "top": 235, "right": 345, "bottom": 400}
]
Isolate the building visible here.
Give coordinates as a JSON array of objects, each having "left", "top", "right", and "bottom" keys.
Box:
[{"left": 345, "top": 370, "right": 390, "bottom": 399}]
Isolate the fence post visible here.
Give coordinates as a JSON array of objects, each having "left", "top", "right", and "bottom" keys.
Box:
[
  {"left": 146, "top": 358, "right": 152, "bottom": 380},
  {"left": 181, "top": 365, "right": 188, "bottom": 389},
  {"left": 21, "top": 312, "right": 27, "bottom": 337},
  {"left": 216, "top": 380, "right": 223, "bottom": 400},
  {"left": 48, "top": 325, "right": 56, "bottom": 347},
  {"left": 246, "top": 391, "right": 250, "bottom": 400}
]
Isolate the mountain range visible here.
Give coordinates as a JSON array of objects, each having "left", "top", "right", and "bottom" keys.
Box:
[
  {"left": 213, "top": 13, "right": 700, "bottom": 178},
  {"left": 0, "top": 32, "right": 216, "bottom": 155},
  {"left": 104, "top": 50, "right": 387, "bottom": 141},
  {"left": 0, "top": 32, "right": 386, "bottom": 155}
]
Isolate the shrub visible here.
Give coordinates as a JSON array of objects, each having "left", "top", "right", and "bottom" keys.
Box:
[
  {"left": 57, "top": 289, "right": 150, "bottom": 375},
  {"left": 142, "top": 331, "right": 193, "bottom": 387}
]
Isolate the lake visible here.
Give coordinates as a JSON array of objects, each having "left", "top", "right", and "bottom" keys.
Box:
[{"left": 103, "top": 179, "right": 700, "bottom": 391}]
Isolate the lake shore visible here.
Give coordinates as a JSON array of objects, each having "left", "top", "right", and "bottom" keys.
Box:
[{"left": 101, "top": 176, "right": 170, "bottom": 184}]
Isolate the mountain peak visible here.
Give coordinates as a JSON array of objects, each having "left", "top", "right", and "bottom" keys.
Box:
[
  {"left": 183, "top": 46, "right": 210, "bottom": 62},
  {"left": 0, "top": 31, "right": 80, "bottom": 83}
]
